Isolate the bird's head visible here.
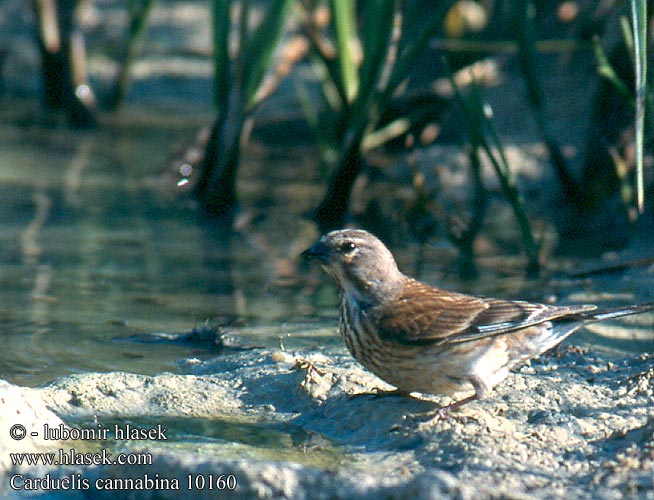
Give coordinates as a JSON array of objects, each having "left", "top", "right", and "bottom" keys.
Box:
[{"left": 301, "top": 229, "right": 405, "bottom": 305}]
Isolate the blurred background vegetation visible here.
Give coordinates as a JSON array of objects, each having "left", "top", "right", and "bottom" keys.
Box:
[{"left": 1, "top": 0, "right": 653, "bottom": 278}]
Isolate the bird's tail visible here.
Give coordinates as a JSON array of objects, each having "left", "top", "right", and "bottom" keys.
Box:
[{"left": 575, "top": 301, "right": 654, "bottom": 322}]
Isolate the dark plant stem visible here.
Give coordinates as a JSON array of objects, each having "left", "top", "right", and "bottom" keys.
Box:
[
  {"left": 455, "top": 146, "right": 487, "bottom": 279},
  {"left": 32, "top": 0, "right": 96, "bottom": 127},
  {"left": 195, "top": 129, "right": 242, "bottom": 218},
  {"left": 314, "top": 134, "right": 364, "bottom": 232},
  {"left": 195, "top": 92, "right": 246, "bottom": 218}
]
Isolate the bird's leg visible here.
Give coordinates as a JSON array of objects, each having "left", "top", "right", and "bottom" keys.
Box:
[
  {"left": 423, "top": 377, "right": 487, "bottom": 422},
  {"left": 430, "top": 394, "right": 478, "bottom": 421}
]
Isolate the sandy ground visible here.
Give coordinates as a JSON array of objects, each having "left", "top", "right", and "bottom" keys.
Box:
[{"left": 2, "top": 340, "right": 653, "bottom": 499}]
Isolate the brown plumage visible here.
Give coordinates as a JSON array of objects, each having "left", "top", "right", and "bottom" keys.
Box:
[{"left": 301, "top": 229, "right": 654, "bottom": 412}]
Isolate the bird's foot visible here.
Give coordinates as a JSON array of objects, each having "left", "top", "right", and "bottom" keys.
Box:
[
  {"left": 414, "top": 394, "right": 478, "bottom": 425},
  {"left": 412, "top": 407, "right": 464, "bottom": 425},
  {"left": 431, "top": 407, "right": 469, "bottom": 424}
]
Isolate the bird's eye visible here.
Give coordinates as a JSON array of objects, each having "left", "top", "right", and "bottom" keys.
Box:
[{"left": 339, "top": 242, "right": 356, "bottom": 254}]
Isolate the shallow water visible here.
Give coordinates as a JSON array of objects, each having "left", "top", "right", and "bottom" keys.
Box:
[
  {"left": 65, "top": 415, "right": 348, "bottom": 470},
  {"left": 0, "top": 110, "right": 327, "bottom": 386}
]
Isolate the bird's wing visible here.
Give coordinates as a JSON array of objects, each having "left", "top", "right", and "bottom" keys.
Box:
[{"left": 373, "top": 279, "right": 595, "bottom": 345}]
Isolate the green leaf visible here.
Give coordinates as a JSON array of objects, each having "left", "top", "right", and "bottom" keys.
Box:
[
  {"left": 241, "top": 0, "right": 293, "bottom": 108},
  {"left": 330, "top": 0, "right": 359, "bottom": 102},
  {"left": 630, "top": 0, "right": 647, "bottom": 213},
  {"left": 592, "top": 35, "right": 632, "bottom": 100},
  {"left": 357, "top": 0, "right": 396, "bottom": 106}
]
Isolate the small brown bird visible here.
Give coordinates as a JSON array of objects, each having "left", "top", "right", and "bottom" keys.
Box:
[{"left": 301, "top": 229, "right": 654, "bottom": 413}]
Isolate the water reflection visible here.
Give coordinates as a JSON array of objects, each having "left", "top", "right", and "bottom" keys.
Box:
[{"left": 0, "top": 117, "right": 326, "bottom": 386}]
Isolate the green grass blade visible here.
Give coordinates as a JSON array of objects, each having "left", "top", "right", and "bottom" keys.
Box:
[
  {"left": 357, "top": 0, "right": 396, "bottom": 106},
  {"left": 630, "top": 0, "right": 647, "bottom": 213},
  {"left": 592, "top": 35, "right": 632, "bottom": 101},
  {"left": 330, "top": 0, "right": 359, "bottom": 102},
  {"left": 241, "top": 0, "right": 292, "bottom": 108},
  {"left": 514, "top": 0, "right": 544, "bottom": 110},
  {"left": 620, "top": 15, "right": 635, "bottom": 55}
]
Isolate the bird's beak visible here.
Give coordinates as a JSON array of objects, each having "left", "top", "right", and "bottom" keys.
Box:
[{"left": 300, "top": 240, "right": 330, "bottom": 264}]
